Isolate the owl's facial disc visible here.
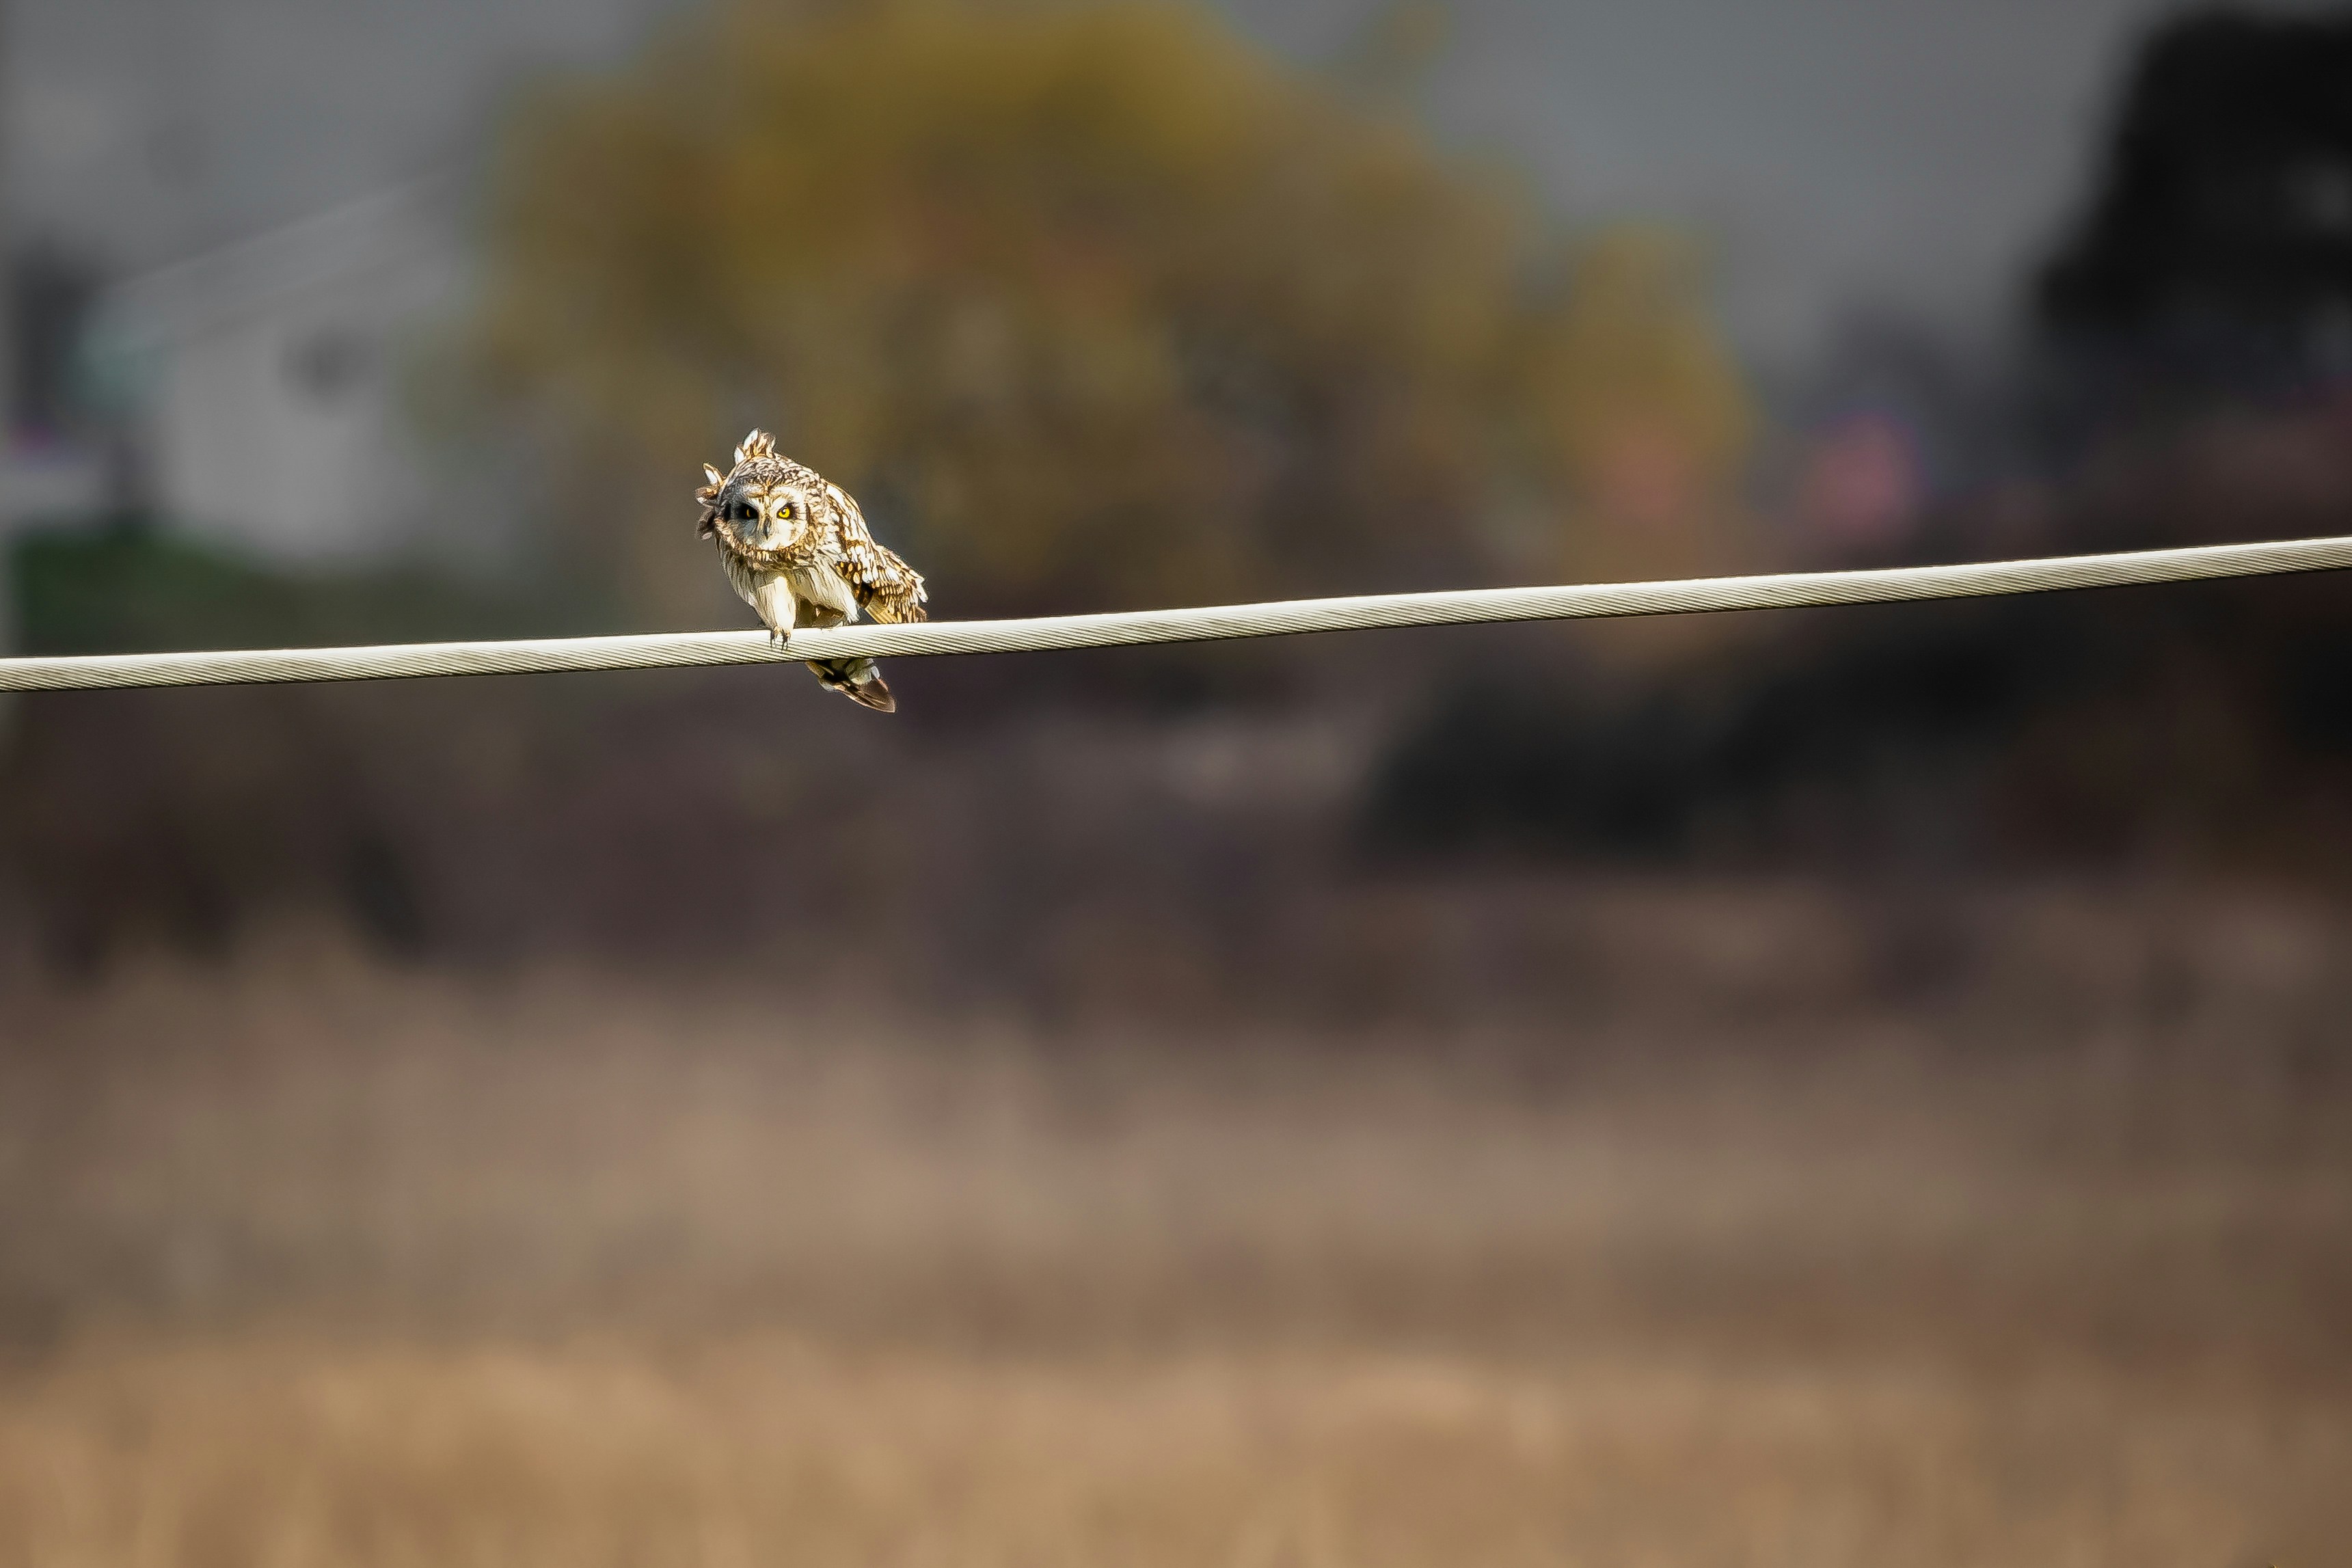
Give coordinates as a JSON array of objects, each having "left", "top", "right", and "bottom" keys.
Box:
[{"left": 728, "top": 484, "right": 811, "bottom": 550}]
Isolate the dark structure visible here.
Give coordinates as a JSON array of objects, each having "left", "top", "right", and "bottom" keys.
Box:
[
  {"left": 2038, "top": 9, "right": 2352, "bottom": 395},
  {"left": 8, "top": 245, "right": 101, "bottom": 442}
]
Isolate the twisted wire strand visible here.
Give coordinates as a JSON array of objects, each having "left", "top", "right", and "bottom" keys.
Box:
[{"left": 5, "top": 534, "right": 2350, "bottom": 693}]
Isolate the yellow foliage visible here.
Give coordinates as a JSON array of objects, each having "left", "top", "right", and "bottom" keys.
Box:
[
  {"left": 1524, "top": 228, "right": 1761, "bottom": 597},
  {"left": 1535, "top": 228, "right": 1753, "bottom": 486},
  {"left": 468, "top": 0, "right": 1754, "bottom": 616}
]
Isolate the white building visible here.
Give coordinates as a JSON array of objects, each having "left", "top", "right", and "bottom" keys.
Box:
[{"left": 88, "top": 181, "right": 471, "bottom": 564}]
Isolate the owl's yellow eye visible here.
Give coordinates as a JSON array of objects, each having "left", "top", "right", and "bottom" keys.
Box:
[
  {"left": 779, "top": 503, "right": 796, "bottom": 520},
  {"left": 735, "top": 502, "right": 756, "bottom": 520}
]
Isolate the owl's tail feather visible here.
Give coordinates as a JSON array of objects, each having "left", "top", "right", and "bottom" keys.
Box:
[{"left": 808, "top": 656, "right": 895, "bottom": 713}]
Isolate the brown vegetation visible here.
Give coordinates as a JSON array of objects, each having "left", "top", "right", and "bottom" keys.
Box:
[{"left": 2, "top": 880, "right": 2348, "bottom": 1565}]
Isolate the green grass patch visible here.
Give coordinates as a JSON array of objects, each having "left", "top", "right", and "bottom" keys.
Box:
[{"left": 8, "top": 522, "right": 601, "bottom": 657}]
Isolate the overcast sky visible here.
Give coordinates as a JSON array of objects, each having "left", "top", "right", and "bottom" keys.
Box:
[
  {"left": 1230, "top": 0, "right": 2265, "bottom": 367},
  {"left": 6, "top": 0, "right": 2311, "bottom": 370}
]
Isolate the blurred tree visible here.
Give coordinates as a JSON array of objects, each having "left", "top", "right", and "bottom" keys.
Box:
[
  {"left": 1525, "top": 227, "right": 1754, "bottom": 589},
  {"left": 467, "top": 0, "right": 1753, "bottom": 624}
]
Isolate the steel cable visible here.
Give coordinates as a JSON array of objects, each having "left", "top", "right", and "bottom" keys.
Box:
[{"left": 5, "top": 534, "right": 2349, "bottom": 692}]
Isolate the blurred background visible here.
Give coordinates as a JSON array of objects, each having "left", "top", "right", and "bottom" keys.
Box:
[{"left": 3, "top": 1, "right": 2352, "bottom": 1562}]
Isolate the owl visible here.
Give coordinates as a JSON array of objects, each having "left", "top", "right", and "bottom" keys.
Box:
[{"left": 695, "top": 431, "right": 928, "bottom": 712}]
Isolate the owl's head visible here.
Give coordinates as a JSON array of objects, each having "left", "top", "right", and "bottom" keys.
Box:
[{"left": 695, "top": 429, "right": 822, "bottom": 553}]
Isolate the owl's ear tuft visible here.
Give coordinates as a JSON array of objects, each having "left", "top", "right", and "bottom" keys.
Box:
[
  {"left": 735, "top": 429, "right": 776, "bottom": 465},
  {"left": 703, "top": 463, "right": 725, "bottom": 488}
]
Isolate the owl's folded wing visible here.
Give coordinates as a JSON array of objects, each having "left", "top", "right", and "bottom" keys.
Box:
[{"left": 826, "top": 482, "right": 928, "bottom": 624}]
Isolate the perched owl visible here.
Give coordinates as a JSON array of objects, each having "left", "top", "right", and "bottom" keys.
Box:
[{"left": 695, "top": 431, "right": 928, "bottom": 712}]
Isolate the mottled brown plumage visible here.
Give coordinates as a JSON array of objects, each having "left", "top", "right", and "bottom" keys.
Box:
[{"left": 696, "top": 431, "right": 928, "bottom": 712}]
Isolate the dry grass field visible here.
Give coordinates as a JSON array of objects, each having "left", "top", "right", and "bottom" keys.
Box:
[
  {"left": 2, "top": 879, "right": 2349, "bottom": 1566},
  {"left": 7, "top": 1338, "right": 2347, "bottom": 1568}
]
